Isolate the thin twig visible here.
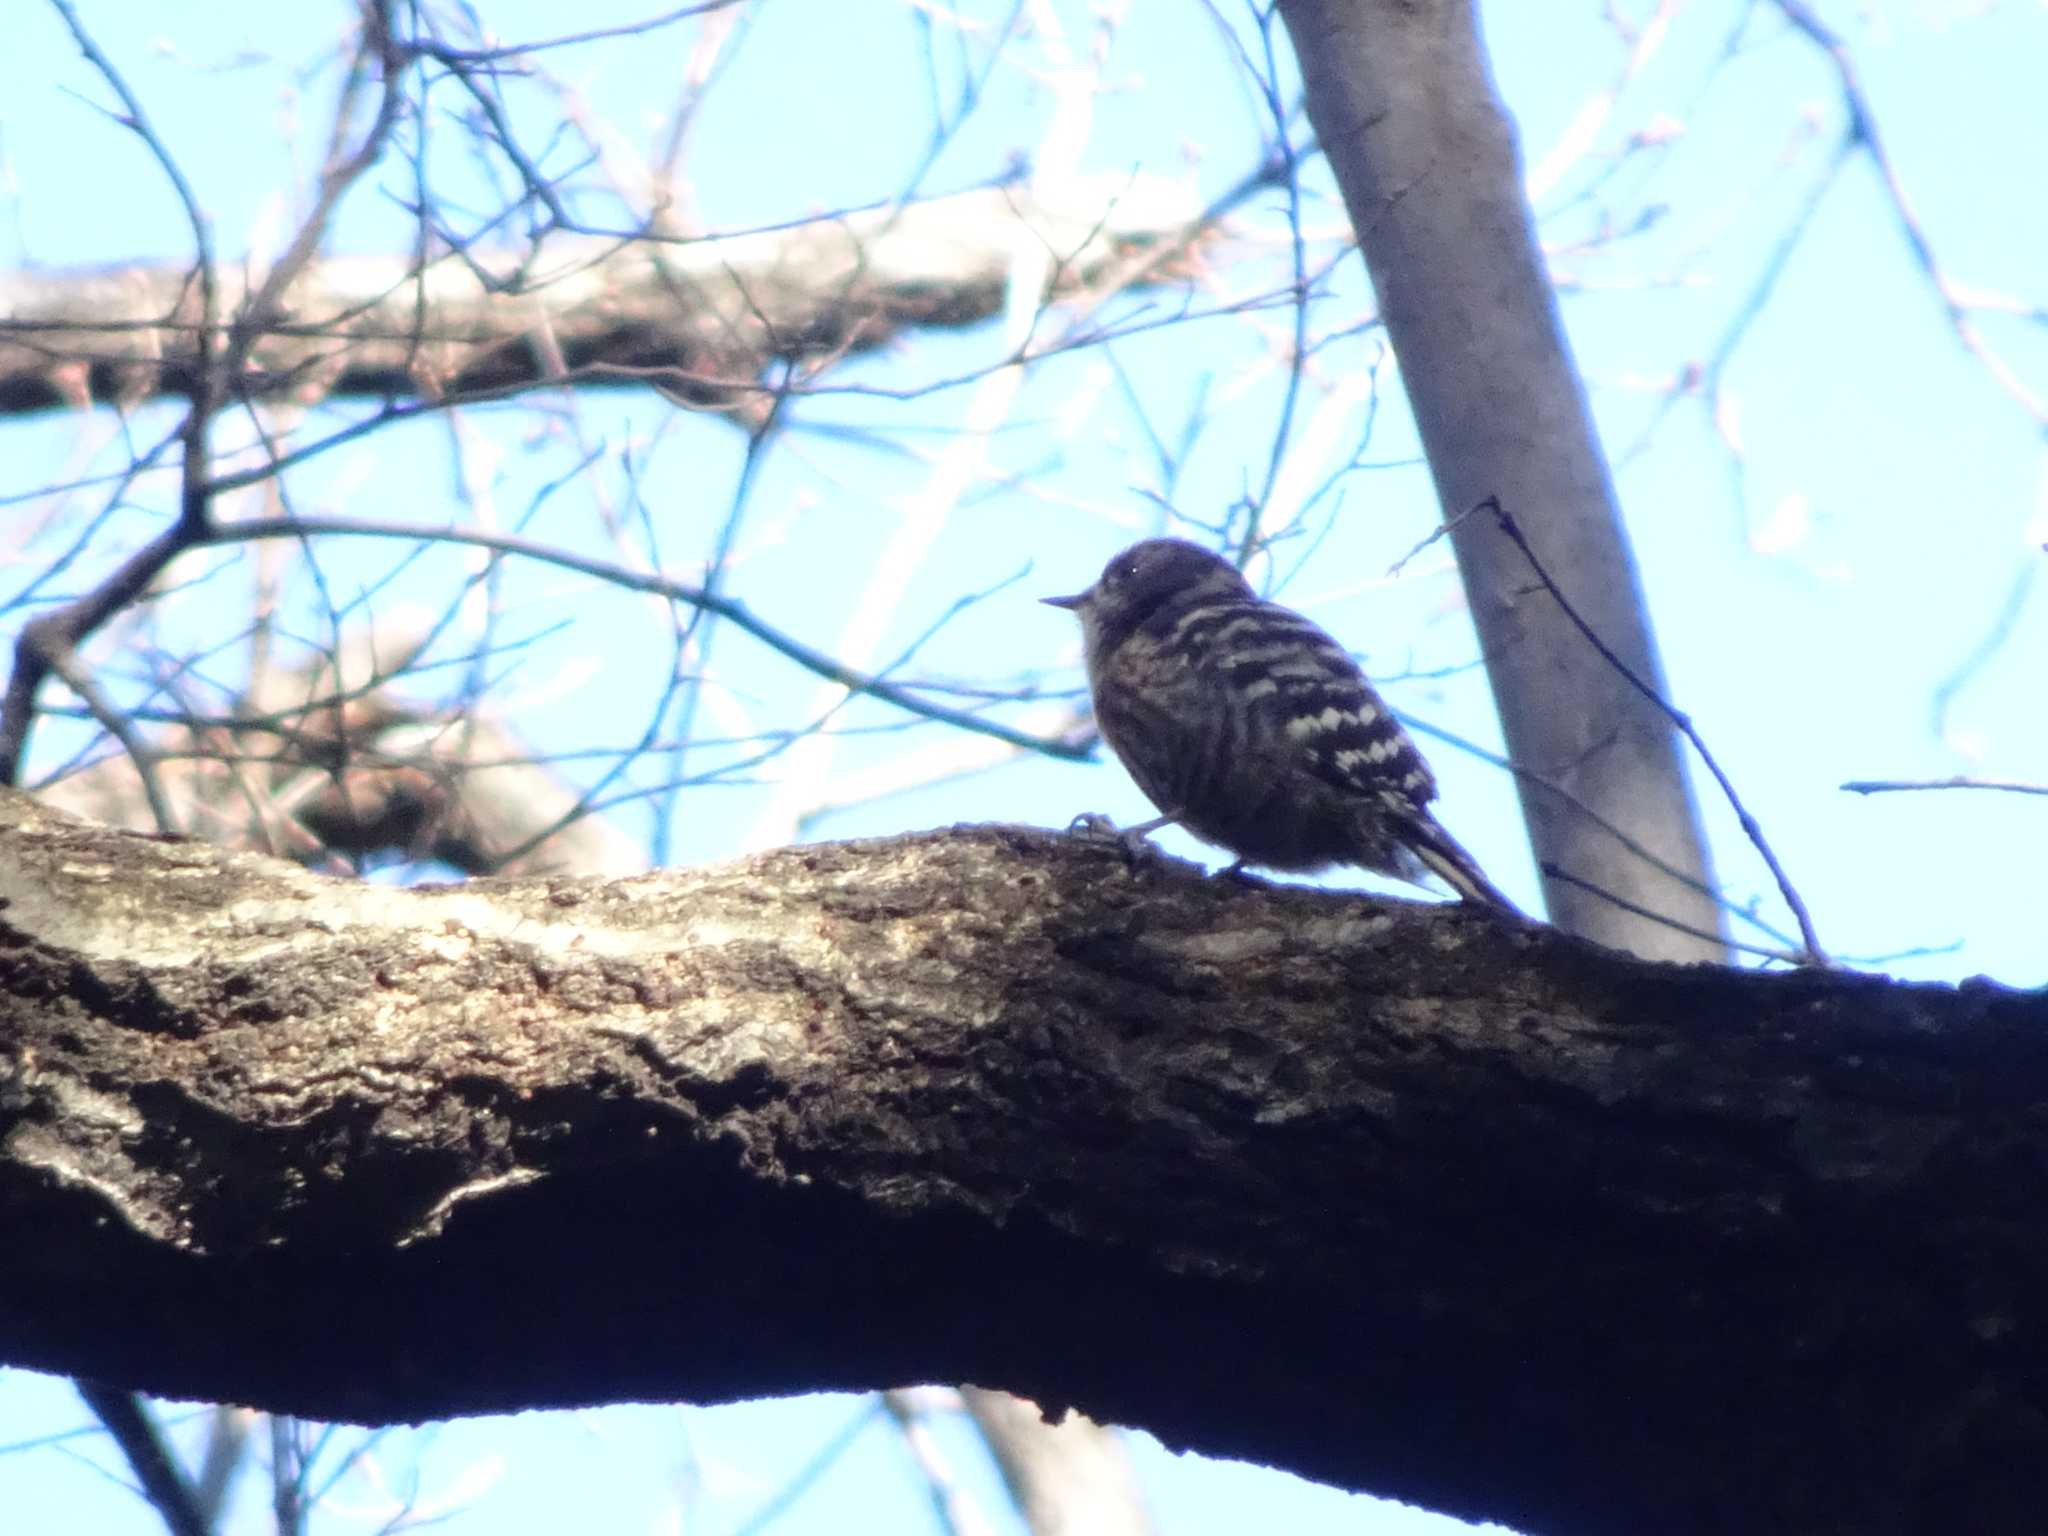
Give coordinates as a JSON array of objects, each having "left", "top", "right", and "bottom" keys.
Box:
[
  {"left": 46, "top": 0, "right": 217, "bottom": 342},
  {"left": 1239, "top": 9, "right": 1313, "bottom": 565},
  {"left": 199, "top": 516, "right": 1092, "bottom": 762},
  {"left": 227, "top": 0, "right": 410, "bottom": 381},
  {"left": 43, "top": 644, "right": 179, "bottom": 835},
  {"left": 1384, "top": 497, "right": 1493, "bottom": 579},
  {"left": 1487, "top": 496, "right": 1825, "bottom": 962},
  {"left": 1540, "top": 863, "right": 1804, "bottom": 967},
  {"left": 1403, "top": 710, "right": 1802, "bottom": 953},
  {"left": 4, "top": 4, "right": 231, "bottom": 787},
  {"left": 414, "top": 0, "right": 745, "bottom": 65},
  {"left": 1930, "top": 557, "right": 2039, "bottom": 746},
  {"left": 1770, "top": 0, "right": 2046, "bottom": 426},
  {"left": 729, "top": 1399, "right": 886, "bottom": 1536},
  {"left": 0, "top": 515, "right": 214, "bottom": 787},
  {"left": 1843, "top": 777, "right": 2048, "bottom": 798}
]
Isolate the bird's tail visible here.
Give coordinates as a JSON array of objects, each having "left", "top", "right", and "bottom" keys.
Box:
[{"left": 1403, "top": 814, "right": 1518, "bottom": 913}]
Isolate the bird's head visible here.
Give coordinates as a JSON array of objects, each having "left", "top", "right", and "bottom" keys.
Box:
[{"left": 1042, "top": 539, "right": 1253, "bottom": 650}]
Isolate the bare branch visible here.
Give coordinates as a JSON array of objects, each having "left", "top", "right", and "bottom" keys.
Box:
[
  {"left": 196, "top": 515, "right": 1094, "bottom": 762},
  {"left": 70, "top": 1383, "right": 209, "bottom": 1536},
  {"left": 0, "top": 186, "right": 1213, "bottom": 418},
  {"left": 1843, "top": 776, "right": 2048, "bottom": 798},
  {"left": 1490, "top": 497, "right": 1824, "bottom": 962},
  {"left": 1769, "top": 0, "right": 2046, "bottom": 426}
]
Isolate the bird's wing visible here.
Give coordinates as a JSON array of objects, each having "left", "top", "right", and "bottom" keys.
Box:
[{"left": 1204, "top": 603, "right": 1440, "bottom": 811}]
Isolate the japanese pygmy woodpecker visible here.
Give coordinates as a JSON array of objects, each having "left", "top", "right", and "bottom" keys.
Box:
[{"left": 1044, "top": 538, "right": 1513, "bottom": 909}]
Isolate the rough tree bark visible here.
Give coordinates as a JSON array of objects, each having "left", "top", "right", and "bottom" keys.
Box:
[
  {"left": 3, "top": 791, "right": 2043, "bottom": 1536},
  {"left": 1280, "top": 0, "right": 1729, "bottom": 961},
  {"left": 26, "top": 647, "right": 1144, "bottom": 1536}
]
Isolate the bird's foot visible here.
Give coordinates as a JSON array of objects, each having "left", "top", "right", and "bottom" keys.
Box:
[{"left": 1066, "top": 812, "right": 1170, "bottom": 870}]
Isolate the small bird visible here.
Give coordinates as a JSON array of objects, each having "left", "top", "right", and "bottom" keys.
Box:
[{"left": 1043, "top": 538, "right": 1514, "bottom": 909}]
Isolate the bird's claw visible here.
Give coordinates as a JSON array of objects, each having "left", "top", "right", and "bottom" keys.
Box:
[{"left": 1065, "top": 812, "right": 1166, "bottom": 869}]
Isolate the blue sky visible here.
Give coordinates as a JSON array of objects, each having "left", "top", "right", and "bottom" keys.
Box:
[{"left": 2, "top": 1, "right": 2044, "bottom": 1532}]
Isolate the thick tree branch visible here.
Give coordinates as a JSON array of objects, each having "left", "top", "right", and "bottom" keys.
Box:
[
  {"left": 0, "top": 186, "right": 1206, "bottom": 419},
  {"left": 1, "top": 791, "right": 2043, "bottom": 1536}
]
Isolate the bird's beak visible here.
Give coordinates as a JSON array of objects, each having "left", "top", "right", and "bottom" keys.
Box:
[{"left": 1041, "top": 590, "right": 1086, "bottom": 611}]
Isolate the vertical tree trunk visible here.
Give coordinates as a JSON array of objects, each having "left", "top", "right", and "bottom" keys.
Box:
[{"left": 1281, "top": 0, "right": 1727, "bottom": 961}]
